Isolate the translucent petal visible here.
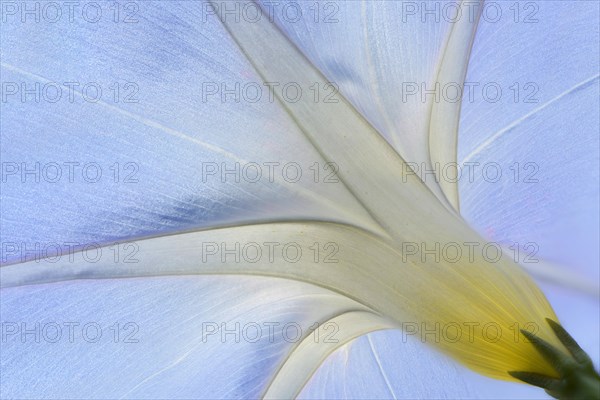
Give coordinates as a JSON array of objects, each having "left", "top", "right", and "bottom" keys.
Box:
[
  {"left": 1, "top": 0, "right": 581, "bottom": 394},
  {"left": 457, "top": 0, "right": 600, "bottom": 288},
  {"left": 428, "top": 0, "right": 483, "bottom": 208},
  {"left": 256, "top": 0, "right": 479, "bottom": 204},
  {"left": 1, "top": 220, "right": 562, "bottom": 381},
  {"left": 0, "top": 275, "right": 365, "bottom": 399},
  {"left": 0, "top": 0, "right": 378, "bottom": 264},
  {"left": 301, "top": 281, "right": 600, "bottom": 399},
  {"left": 299, "top": 330, "right": 476, "bottom": 399},
  {"left": 264, "top": 311, "right": 394, "bottom": 399},
  {"left": 202, "top": 8, "right": 564, "bottom": 383}
]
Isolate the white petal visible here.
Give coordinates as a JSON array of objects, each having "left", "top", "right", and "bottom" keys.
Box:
[
  {"left": 259, "top": 0, "right": 476, "bottom": 203},
  {"left": 264, "top": 312, "right": 394, "bottom": 399}
]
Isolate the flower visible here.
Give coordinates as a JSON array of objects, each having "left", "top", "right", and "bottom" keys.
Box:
[{"left": 1, "top": 1, "right": 598, "bottom": 398}]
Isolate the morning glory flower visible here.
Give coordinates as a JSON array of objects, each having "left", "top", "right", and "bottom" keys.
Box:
[{"left": 0, "top": 1, "right": 598, "bottom": 399}]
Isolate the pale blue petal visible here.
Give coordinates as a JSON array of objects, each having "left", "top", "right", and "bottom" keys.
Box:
[
  {"left": 0, "top": 0, "right": 374, "bottom": 264},
  {"left": 299, "top": 329, "right": 476, "bottom": 399},
  {"left": 300, "top": 328, "right": 550, "bottom": 399},
  {"left": 0, "top": 275, "right": 363, "bottom": 399},
  {"left": 457, "top": 1, "right": 600, "bottom": 284}
]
